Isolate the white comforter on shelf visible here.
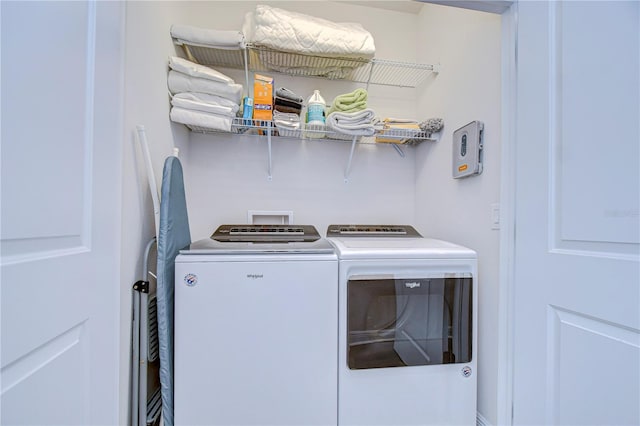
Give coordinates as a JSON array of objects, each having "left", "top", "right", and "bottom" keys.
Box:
[
  {"left": 170, "top": 107, "right": 234, "bottom": 132},
  {"left": 167, "top": 71, "right": 243, "bottom": 104},
  {"left": 242, "top": 5, "right": 376, "bottom": 59},
  {"left": 171, "top": 92, "right": 239, "bottom": 116},
  {"left": 170, "top": 24, "right": 245, "bottom": 50},
  {"left": 169, "top": 56, "right": 236, "bottom": 84}
]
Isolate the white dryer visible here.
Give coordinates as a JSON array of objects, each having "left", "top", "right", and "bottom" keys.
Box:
[
  {"left": 174, "top": 225, "right": 338, "bottom": 426},
  {"left": 326, "top": 225, "right": 478, "bottom": 426}
]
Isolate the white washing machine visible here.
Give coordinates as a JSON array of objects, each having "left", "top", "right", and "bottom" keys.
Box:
[
  {"left": 174, "top": 225, "right": 338, "bottom": 426},
  {"left": 326, "top": 225, "right": 478, "bottom": 426}
]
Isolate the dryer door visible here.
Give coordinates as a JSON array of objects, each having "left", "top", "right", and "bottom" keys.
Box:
[{"left": 347, "top": 274, "right": 472, "bottom": 369}]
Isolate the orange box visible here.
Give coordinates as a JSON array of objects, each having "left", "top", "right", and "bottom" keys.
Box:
[{"left": 252, "top": 74, "right": 274, "bottom": 121}]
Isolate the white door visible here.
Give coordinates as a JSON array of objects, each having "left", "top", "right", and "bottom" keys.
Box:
[
  {"left": 1, "top": 1, "right": 124, "bottom": 424},
  {"left": 512, "top": 1, "right": 639, "bottom": 425}
]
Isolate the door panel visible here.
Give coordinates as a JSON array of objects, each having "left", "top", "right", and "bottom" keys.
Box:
[
  {"left": 552, "top": 2, "right": 639, "bottom": 251},
  {"left": 1, "top": 2, "right": 88, "bottom": 259},
  {"left": 513, "top": 2, "right": 640, "bottom": 425},
  {"left": 1, "top": 324, "right": 88, "bottom": 425},
  {"left": 549, "top": 307, "right": 639, "bottom": 426},
  {"left": 1, "top": 1, "right": 123, "bottom": 424}
]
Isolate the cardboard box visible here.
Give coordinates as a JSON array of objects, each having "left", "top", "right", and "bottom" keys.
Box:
[
  {"left": 375, "top": 120, "right": 422, "bottom": 144},
  {"left": 252, "top": 74, "right": 274, "bottom": 121}
]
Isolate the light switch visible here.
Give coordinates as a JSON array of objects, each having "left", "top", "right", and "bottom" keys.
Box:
[{"left": 491, "top": 203, "right": 500, "bottom": 230}]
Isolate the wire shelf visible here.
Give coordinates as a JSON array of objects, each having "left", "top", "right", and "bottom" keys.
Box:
[
  {"left": 175, "top": 41, "right": 438, "bottom": 88},
  {"left": 184, "top": 117, "right": 436, "bottom": 145}
]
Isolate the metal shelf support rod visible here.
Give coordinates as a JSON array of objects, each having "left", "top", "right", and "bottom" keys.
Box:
[
  {"left": 267, "top": 127, "right": 273, "bottom": 181},
  {"left": 365, "top": 62, "right": 375, "bottom": 91},
  {"left": 243, "top": 47, "right": 250, "bottom": 97},
  {"left": 344, "top": 135, "right": 358, "bottom": 183},
  {"left": 392, "top": 144, "right": 405, "bottom": 158}
]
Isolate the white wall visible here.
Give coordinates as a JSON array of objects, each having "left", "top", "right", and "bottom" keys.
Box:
[
  {"left": 120, "top": 3, "right": 194, "bottom": 424},
  {"left": 415, "top": 4, "right": 502, "bottom": 424},
  {"left": 120, "top": 1, "right": 502, "bottom": 424},
  {"left": 171, "top": 1, "right": 424, "bottom": 238}
]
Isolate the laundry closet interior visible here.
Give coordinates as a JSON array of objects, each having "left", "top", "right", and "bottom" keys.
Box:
[{"left": 124, "top": 1, "right": 503, "bottom": 424}]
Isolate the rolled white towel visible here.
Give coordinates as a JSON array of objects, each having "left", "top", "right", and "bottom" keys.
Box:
[
  {"left": 169, "top": 56, "right": 236, "bottom": 84},
  {"left": 326, "top": 109, "right": 376, "bottom": 136},
  {"left": 170, "top": 24, "right": 245, "bottom": 49},
  {"left": 168, "top": 70, "right": 243, "bottom": 104},
  {"left": 171, "top": 92, "right": 239, "bottom": 116},
  {"left": 170, "top": 106, "right": 233, "bottom": 132}
]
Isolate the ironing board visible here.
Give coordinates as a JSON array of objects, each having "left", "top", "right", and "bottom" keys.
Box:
[
  {"left": 131, "top": 238, "right": 162, "bottom": 426},
  {"left": 156, "top": 156, "right": 191, "bottom": 426}
]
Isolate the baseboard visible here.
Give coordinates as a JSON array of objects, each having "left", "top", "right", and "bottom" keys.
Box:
[{"left": 477, "top": 412, "right": 492, "bottom": 426}]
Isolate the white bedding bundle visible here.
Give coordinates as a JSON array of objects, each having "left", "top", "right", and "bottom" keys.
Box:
[
  {"left": 170, "top": 107, "right": 234, "bottom": 132},
  {"left": 168, "top": 71, "right": 242, "bottom": 104},
  {"left": 169, "top": 56, "right": 236, "bottom": 84},
  {"left": 242, "top": 5, "right": 376, "bottom": 78},
  {"left": 171, "top": 92, "right": 239, "bottom": 116},
  {"left": 242, "top": 5, "right": 375, "bottom": 59},
  {"left": 167, "top": 57, "right": 242, "bottom": 131}
]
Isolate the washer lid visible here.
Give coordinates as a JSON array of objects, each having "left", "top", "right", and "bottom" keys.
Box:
[
  {"left": 328, "top": 238, "right": 476, "bottom": 259},
  {"left": 180, "top": 236, "right": 335, "bottom": 255},
  {"left": 327, "top": 234, "right": 476, "bottom": 260}
]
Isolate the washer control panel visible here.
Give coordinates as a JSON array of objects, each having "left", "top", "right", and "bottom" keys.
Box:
[{"left": 212, "top": 224, "right": 321, "bottom": 242}]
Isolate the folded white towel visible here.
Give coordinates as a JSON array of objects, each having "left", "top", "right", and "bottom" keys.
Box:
[
  {"left": 273, "top": 110, "right": 301, "bottom": 130},
  {"left": 168, "top": 70, "right": 243, "bottom": 104},
  {"left": 170, "top": 106, "right": 233, "bottom": 132},
  {"left": 169, "top": 56, "right": 236, "bottom": 84},
  {"left": 326, "top": 109, "right": 376, "bottom": 136},
  {"left": 171, "top": 24, "right": 245, "bottom": 50},
  {"left": 171, "top": 92, "right": 239, "bottom": 116}
]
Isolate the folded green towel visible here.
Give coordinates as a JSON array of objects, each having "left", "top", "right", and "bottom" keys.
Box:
[{"left": 328, "top": 88, "right": 368, "bottom": 115}]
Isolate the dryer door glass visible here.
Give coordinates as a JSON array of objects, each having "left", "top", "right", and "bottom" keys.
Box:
[{"left": 347, "top": 275, "right": 472, "bottom": 369}]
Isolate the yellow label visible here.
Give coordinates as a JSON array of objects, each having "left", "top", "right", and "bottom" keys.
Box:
[{"left": 458, "top": 164, "right": 468, "bottom": 172}]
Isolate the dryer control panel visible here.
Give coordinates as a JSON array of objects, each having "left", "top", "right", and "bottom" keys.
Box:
[{"left": 326, "top": 225, "right": 422, "bottom": 238}]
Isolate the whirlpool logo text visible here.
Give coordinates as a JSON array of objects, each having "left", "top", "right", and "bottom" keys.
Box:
[{"left": 247, "top": 274, "right": 264, "bottom": 279}]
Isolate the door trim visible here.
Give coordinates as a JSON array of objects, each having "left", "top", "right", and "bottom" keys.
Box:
[{"left": 497, "top": 2, "right": 518, "bottom": 426}]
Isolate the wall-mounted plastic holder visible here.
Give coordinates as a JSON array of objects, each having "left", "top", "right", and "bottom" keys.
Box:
[{"left": 452, "top": 120, "right": 484, "bottom": 179}]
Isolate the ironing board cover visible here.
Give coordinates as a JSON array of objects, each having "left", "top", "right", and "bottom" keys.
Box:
[{"left": 156, "top": 156, "right": 191, "bottom": 426}]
